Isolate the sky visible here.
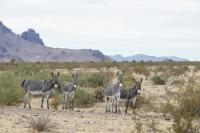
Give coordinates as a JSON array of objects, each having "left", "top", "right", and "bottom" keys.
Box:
[{"left": 0, "top": 0, "right": 200, "bottom": 60}]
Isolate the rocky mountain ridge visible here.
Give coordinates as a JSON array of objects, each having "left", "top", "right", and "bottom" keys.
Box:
[{"left": 0, "top": 21, "right": 111, "bottom": 62}]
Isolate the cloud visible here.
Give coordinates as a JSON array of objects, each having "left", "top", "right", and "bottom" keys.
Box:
[{"left": 0, "top": 0, "right": 200, "bottom": 60}]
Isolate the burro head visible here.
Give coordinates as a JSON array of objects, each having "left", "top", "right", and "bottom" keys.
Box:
[
  {"left": 51, "top": 72, "right": 60, "bottom": 90},
  {"left": 133, "top": 77, "right": 143, "bottom": 95},
  {"left": 72, "top": 73, "right": 78, "bottom": 89},
  {"left": 116, "top": 70, "right": 125, "bottom": 87}
]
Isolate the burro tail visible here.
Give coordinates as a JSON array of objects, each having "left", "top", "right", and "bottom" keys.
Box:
[{"left": 21, "top": 79, "right": 26, "bottom": 87}]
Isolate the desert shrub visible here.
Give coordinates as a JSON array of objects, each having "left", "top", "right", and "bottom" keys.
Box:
[
  {"left": 171, "top": 79, "right": 185, "bottom": 86},
  {"left": 132, "top": 111, "right": 159, "bottom": 133},
  {"left": 0, "top": 71, "right": 24, "bottom": 105},
  {"left": 167, "top": 66, "right": 189, "bottom": 77},
  {"left": 133, "top": 65, "right": 150, "bottom": 77},
  {"left": 135, "top": 95, "right": 155, "bottom": 111},
  {"left": 94, "top": 87, "right": 104, "bottom": 102},
  {"left": 194, "top": 65, "right": 200, "bottom": 72},
  {"left": 151, "top": 75, "right": 167, "bottom": 85},
  {"left": 27, "top": 114, "right": 55, "bottom": 132},
  {"left": 79, "top": 72, "right": 112, "bottom": 88},
  {"left": 74, "top": 88, "right": 95, "bottom": 108},
  {"left": 0, "top": 64, "right": 53, "bottom": 105},
  {"left": 123, "top": 73, "right": 134, "bottom": 89},
  {"left": 160, "top": 100, "right": 173, "bottom": 118},
  {"left": 163, "top": 79, "right": 200, "bottom": 133},
  {"left": 147, "top": 119, "right": 160, "bottom": 133},
  {"left": 59, "top": 74, "right": 71, "bottom": 86},
  {"left": 50, "top": 95, "right": 61, "bottom": 109},
  {"left": 132, "top": 118, "right": 143, "bottom": 133}
]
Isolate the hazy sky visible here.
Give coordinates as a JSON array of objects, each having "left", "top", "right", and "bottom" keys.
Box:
[{"left": 1, "top": 0, "right": 200, "bottom": 60}]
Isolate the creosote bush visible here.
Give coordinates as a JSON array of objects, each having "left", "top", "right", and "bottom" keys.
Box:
[
  {"left": 74, "top": 88, "right": 95, "bottom": 108},
  {"left": 151, "top": 74, "right": 167, "bottom": 85},
  {"left": 0, "top": 70, "right": 24, "bottom": 105},
  {"left": 123, "top": 73, "right": 135, "bottom": 89},
  {"left": 0, "top": 64, "right": 51, "bottom": 105},
  {"left": 163, "top": 78, "right": 200, "bottom": 133},
  {"left": 79, "top": 72, "right": 112, "bottom": 88}
]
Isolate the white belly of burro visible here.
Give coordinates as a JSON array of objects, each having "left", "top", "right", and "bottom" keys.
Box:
[{"left": 30, "top": 90, "right": 42, "bottom": 95}]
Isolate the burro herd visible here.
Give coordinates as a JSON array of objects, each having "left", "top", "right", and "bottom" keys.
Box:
[{"left": 21, "top": 71, "right": 142, "bottom": 114}]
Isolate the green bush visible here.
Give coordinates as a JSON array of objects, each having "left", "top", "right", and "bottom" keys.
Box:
[
  {"left": 0, "top": 64, "right": 50, "bottom": 105},
  {"left": 151, "top": 75, "right": 167, "bottom": 85},
  {"left": 79, "top": 72, "right": 112, "bottom": 88},
  {"left": 122, "top": 73, "right": 132, "bottom": 89},
  {"left": 171, "top": 92, "right": 200, "bottom": 133},
  {"left": 0, "top": 71, "right": 24, "bottom": 105},
  {"left": 74, "top": 88, "right": 95, "bottom": 108}
]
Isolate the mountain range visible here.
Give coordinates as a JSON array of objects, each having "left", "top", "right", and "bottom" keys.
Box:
[
  {"left": 0, "top": 21, "right": 111, "bottom": 62},
  {"left": 0, "top": 21, "right": 189, "bottom": 62},
  {"left": 109, "top": 54, "right": 188, "bottom": 62}
]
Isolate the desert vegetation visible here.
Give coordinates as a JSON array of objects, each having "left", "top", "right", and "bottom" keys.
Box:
[
  {"left": 27, "top": 114, "right": 55, "bottom": 132},
  {"left": 0, "top": 61, "right": 200, "bottom": 132}
]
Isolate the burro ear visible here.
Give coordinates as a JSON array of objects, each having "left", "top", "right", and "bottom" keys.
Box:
[
  {"left": 76, "top": 74, "right": 78, "bottom": 77},
  {"left": 141, "top": 78, "right": 143, "bottom": 83},
  {"left": 57, "top": 72, "right": 60, "bottom": 76},
  {"left": 51, "top": 72, "right": 54, "bottom": 77},
  {"left": 72, "top": 73, "right": 75, "bottom": 77}
]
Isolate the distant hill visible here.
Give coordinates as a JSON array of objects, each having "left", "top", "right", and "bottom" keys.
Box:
[
  {"left": 109, "top": 54, "right": 189, "bottom": 62},
  {"left": 0, "top": 21, "right": 111, "bottom": 62}
]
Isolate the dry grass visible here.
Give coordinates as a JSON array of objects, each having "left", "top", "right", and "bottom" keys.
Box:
[
  {"left": 27, "top": 114, "right": 55, "bottom": 132},
  {"left": 160, "top": 77, "right": 200, "bottom": 133}
]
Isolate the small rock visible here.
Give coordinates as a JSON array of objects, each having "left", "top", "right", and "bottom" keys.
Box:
[{"left": 22, "top": 115, "right": 26, "bottom": 118}]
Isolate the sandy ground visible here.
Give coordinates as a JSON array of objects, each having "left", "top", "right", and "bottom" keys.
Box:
[
  {"left": 0, "top": 79, "right": 175, "bottom": 133},
  {"left": 0, "top": 104, "right": 137, "bottom": 133}
]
